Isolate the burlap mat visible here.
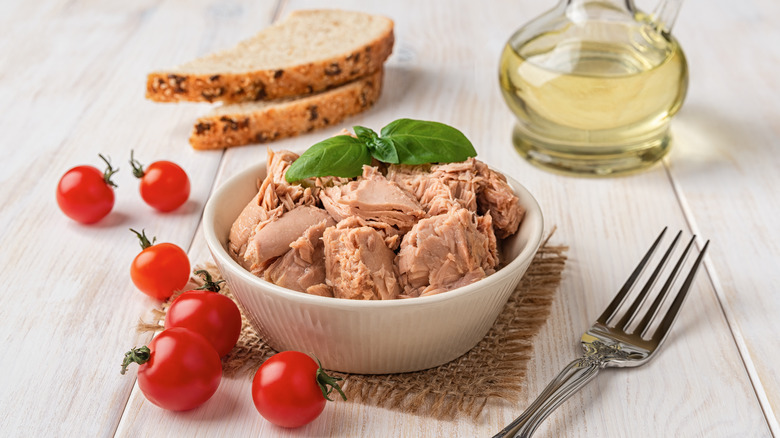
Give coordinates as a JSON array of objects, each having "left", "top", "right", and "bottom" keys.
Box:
[{"left": 138, "top": 233, "right": 566, "bottom": 420}]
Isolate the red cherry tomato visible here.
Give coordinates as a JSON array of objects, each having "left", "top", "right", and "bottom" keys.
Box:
[
  {"left": 129, "top": 229, "right": 190, "bottom": 300},
  {"left": 121, "top": 327, "right": 222, "bottom": 411},
  {"left": 251, "top": 351, "right": 346, "bottom": 428},
  {"left": 165, "top": 270, "right": 242, "bottom": 357},
  {"left": 130, "top": 150, "right": 190, "bottom": 212},
  {"left": 56, "top": 154, "right": 118, "bottom": 224}
]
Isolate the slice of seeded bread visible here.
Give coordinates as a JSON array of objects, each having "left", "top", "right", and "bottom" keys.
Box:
[
  {"left": 189, "top": 69, "right": 383, "bottom": 150},
  {"left": 147, "top": 9, "right": 394, "bottom": 104}
]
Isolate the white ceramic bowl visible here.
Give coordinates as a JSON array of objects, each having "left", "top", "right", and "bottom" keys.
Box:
[{"left": 203, "top": 161, "right": 544, "bottom": 374}]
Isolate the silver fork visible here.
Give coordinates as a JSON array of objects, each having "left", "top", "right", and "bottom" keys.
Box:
[{"left": 494, "top": 228, "right": 710, "bottom": 438}]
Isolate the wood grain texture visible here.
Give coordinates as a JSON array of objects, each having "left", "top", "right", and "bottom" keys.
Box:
[
  {"left": 664, "top": 0, "right": 780, "bottom": 431},
  {"left": 1, "top": 0, "right": 777, "bottom": 436},
  {"left": 117, "top": 0, "right": 770, "bottom": 436},
  {"left": 0, "top": 0, "right": 268, "bottom": 436}
]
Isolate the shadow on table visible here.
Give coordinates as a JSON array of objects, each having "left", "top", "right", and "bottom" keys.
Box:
[
  {"left": 669, "top": 103, "right": 763, "bottom": 178},
  {"left": 87, "top": 211, "right": 131, "bottom": 228}
]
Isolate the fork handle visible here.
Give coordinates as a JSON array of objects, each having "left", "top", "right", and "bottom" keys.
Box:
[{"left": 493, "top": 357, "right": 602, "bottom": 438}]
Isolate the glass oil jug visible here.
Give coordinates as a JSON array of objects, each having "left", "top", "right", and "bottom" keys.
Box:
[{"left": 499, "top": 0, "right": 687, "bottom": 176}]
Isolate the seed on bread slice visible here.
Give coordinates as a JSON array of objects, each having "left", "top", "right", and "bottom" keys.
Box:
[
  {"left": 189, "top": 69, "right": 383, "bottom": 150},
  {"left": 147, "top": 9, "right": 394, "bottom": 104}
]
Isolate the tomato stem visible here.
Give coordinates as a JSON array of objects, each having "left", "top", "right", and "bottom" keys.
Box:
[
  {"left": 129, "top": 150, "right": 146, "bottom": 179},
  {"left": 315, "top": 357, "right": 347, "bottom": 402},
  {"left": 120, "top": 346, "right": 151, "bottom": 375},
  {"left": 98, "top": 154, "right": 119, "bottom": 188},
  {"left": 193, "top": 269, "right": 226, "bottom": 292},
  {"left": 130, "top": 228, "right": 156, "bottom": 250}
]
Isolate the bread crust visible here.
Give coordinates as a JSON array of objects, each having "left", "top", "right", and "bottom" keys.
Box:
[
  {"left": 147, "top": 25, "right": 393, "bottom": 104},
  {"left": 189, "top": 69, "right": 383, "bottom": 150}
]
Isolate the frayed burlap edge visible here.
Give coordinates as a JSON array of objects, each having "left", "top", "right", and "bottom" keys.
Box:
[{"left": 138, "top": 231, "right": 566, "bottom": 421}]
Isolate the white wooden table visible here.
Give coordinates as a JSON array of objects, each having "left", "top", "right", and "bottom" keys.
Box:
[{"left": 1, "top": 0, "right": 777, "bottom": 436}]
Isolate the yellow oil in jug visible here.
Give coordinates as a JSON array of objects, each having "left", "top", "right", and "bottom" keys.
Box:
[{"left": 499, "top": 25, "right": 688, "bottom": 176}]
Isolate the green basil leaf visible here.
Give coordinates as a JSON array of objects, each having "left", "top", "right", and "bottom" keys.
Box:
[
  {"left": 369, "top": 137, "right": 400, "bottom": 164},
  {"left": 285, "top": 135, "right": 372, "bottom": 182},
  {"left": 380, "top": 118, "right": 477, "bottom": 165},
  {"left": 353, "top": 125, "right": 377, "bottom": 144},
  {"left": 354, "top": 125, "right": 399, "bottom": 164}
]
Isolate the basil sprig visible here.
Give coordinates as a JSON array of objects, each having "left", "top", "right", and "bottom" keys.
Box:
[
  {"left": 285, "top": 118, "right": 477, "bottom": 182},
  {"left": 284, "top": 135, "right": 371, "bottom": 180}
]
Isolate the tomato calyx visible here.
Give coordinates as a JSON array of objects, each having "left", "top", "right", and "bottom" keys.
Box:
[
  {"left": 129, "top": 149, "right": 146, "bottom": 179},
  {"left": 120, "top": 345, "right": 151, "bottom": 375},
  {"left": 130, "top": 228, "right": 156, "bottom": 250},
  {"left": 314, "top": 358, "right": 347, "bottom": 402},
  {"left": 193, "top": 269, "right": 225, "bottom": 293},
  {"left": 98, "top": 154, "right": 119, "bottom": 188}
]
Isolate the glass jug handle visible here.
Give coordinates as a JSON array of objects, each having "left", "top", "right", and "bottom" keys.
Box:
[{"left": 652, "top": 0, "right": 684, "bottom": 33}]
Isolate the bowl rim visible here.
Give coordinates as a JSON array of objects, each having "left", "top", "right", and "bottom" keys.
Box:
[{"left": 203, "top": 160, "right": 544, "bottom": 311}]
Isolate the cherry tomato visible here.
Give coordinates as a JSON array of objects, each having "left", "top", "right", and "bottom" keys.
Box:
[
  {"left": 56, "top": 154, "right": 118, "bottom": 224},
  {"left": 130, "top": 150, "right": 190, "bottom": 212},
  {"left": 121, "top": 327, "right": 222, "bottom": 411},
  {"left": 130, "top": 229, "right": 190, "bottom": 300},
  {"left": 251, "top": 351, "right": 346, "bottom": 428},
  {"left": 164, "top": 270, "right": 242, "bottom": 357}
]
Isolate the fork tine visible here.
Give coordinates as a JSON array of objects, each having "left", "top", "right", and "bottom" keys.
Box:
[
  {"left": 596, "top": 227, "right": 668, "bottom": 325},
  {"left": 647, "top": 240, "right": 710, "bottom": 344},
  {"left": 635, "top": 235, "right": 696, "bottom": 336},
  {"left": 615, "top": 230, "right": 683, "bottom": 330}
]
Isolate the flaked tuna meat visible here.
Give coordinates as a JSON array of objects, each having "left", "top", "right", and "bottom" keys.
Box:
[
  {"left": 387, "top": 159, "right": 482, "bottom": 214},
  {"left": 330, "top": 215, "right": 403, "bottom": 250},
  {"left": 228, "top": 190, "right": 275, "bottom": 268},
  {"left": 396, "top": 208, "right": 498, "bottom": 297},
  {"left": 477, "top": 211, "right": 500, "bottom": 271},
  {"left": 385, "top": 163, "right": 432, "bottom": 199},
  {"left": 231, "top": 147, "right": 525, "bottom": 301},
  {"left": 389, "top": 159, "right": 523, "bottom": 239},
  {"left": 228, "top": 149, "right": 318, "bottom": 265},
  {"left": 418, "top": 269, "right": 488, "bottom": 298},
  {"left": 386, "top": 166, "right": 460, "bottom": 217},
  {"left": 259, "top": 149, "right": 318, "bottom": 212},
  {"left": 474, "top": 160, "right": 525, "bottom": 239},
  {"left": 386, "top": 164, "right": 453, "bottom": 215},
  {"left": 385, "top": 165, "right": 461, "bottom": 217},
  {"left": 305, "top": 283, "right": 334, "bottom": 298},
  {"left": 264, "top": 217, "right": 336, "bottom": 293},
  {"left": 323, "top": 221, "right": 401, "bottom": 300},
  {"left": 429, "top": 159, "right": 482, "bottom": 212},
  {"left": 420, "top": 179, "right": 462, "bottom": 216},
  {"left": 244, "top": 205, "right": 333, "bottom": 275},
  {"left": 320, "top": 165, "right": 426, "bottom": 233}
]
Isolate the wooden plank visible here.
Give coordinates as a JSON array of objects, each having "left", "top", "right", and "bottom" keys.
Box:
[
  {"left": 114, "top": 0, "right": 771, "bottom": 436},
  {"left": 664, "top": 0, "right": 780, "bottom": 432},
  {"left": 2, "top": 0, "right": 773, "bottom": 436},
  {"left": 0, "top": 0, "right": 275, "bottom": 436}
]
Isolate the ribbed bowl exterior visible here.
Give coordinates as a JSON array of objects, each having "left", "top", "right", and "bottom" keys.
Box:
[{"left": 204, "top": 162, "right": 544, "bottom": 374}]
